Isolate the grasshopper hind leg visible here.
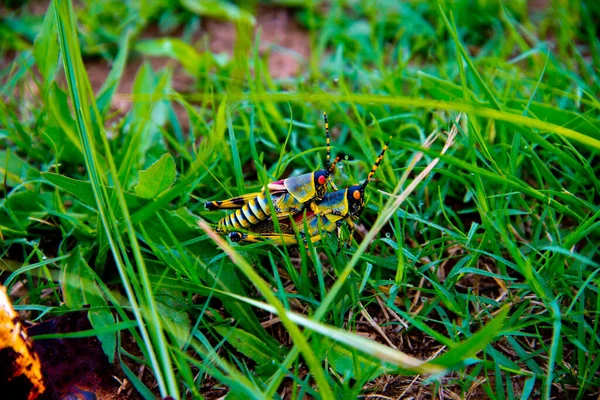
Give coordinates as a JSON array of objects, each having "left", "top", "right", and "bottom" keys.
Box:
[
  {"left": 228, "top": 231, "right": 323, "bottom": 248},
  {"left": 228, "top": 232, "right": 303, "bottom": 245}
]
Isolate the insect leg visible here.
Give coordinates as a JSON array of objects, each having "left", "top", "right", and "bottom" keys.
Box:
[
  {"left": 316, "top": 208, "right": 345, "bottom": 218},
  {"left": 345, "top": 220, "right": 356, "bottom": 249},
  {"left": 335, "top": 222, "right": 343, "bottom": 255},
  {"left": 228, "top": 232, "right": 302, "bottom": 245},
  {"left": 229, "top": 231, "right": 323, "bottom": 246}
]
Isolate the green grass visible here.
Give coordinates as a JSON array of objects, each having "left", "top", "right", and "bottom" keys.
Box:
[{"left": 2, "top": 0, "right": 600, "bottom": 398}]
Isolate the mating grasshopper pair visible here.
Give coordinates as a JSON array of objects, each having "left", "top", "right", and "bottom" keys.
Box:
[{"left": 205, "top": 113, "right": 390, "bottom": 247}]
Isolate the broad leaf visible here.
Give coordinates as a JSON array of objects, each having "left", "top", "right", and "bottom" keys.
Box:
[
  {"left": 134, "top": 153, "right": 176, "bottom": 199},
  {"left": 33, "top": 2, "right": 59, "bottom": 97}
]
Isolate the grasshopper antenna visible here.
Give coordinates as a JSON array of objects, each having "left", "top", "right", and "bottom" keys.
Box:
[
  {"left": 328, "top": 155, "right": 341, "bottom": 175},
  {"left": 323, "top": 112, "right": 331, "bottom": 172},
  {"left": 362, "top": 136, "right": 392, "bottom": 189},
  {"left": 327, "top": 155, "right": 341, "bottom": 190}
]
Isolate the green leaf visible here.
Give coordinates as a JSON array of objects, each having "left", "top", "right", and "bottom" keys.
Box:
[
  {"left": 214, "top": 96, "right": 229, "bottom": 159},
  {"left": 134, "top": 153, "right": 176, "bottom": 199},
  {"left": 33, "top": 2, "right": 59, "bottom": 97},
  {"left": 61, "top": 252, "right": 87, "bottom": 309},
  {"left": 326, "top": 343, "right": 388, "bottom": 382},
  {"left": 135, "top": 38, "right": 228, "bottom": 75},
  {"left": 96, "top": 29, "right": 132, "bottom": 115},
  {"left": 506, "top": 100, "right": 600, "bottom": 137},
  {"left": 227, "top": 109, "right": 245, "bottom": 194},
  {"left": 54, "top": 0, "right": 179, "bottom": 394},
  {"left": 128, "top": 63, "right": 164, "bottom": 161},
  {"left": 0, "top": 148, "right": 39, "bottom": 188},
  {"left": 154, "top": 290, "right": 191, "bottom": 349},
  {"left": 46, "top": 82, "right": 84, "bottom": 161},
  {"left": 43, "top": 172, "right": 97, "bottom": 206},
  {"left": 447, "top": 266, "right": 517, "bottom": 282},
  {"left": 42, "top": 172, "right": 146, "bottom": 210},
  {"left": 432, "top": 306, "right": 510, "bottom": 367},
  {"left": 61, "top": 251, "right": 116, "bottom": 362},
  {"left": 216, "top": 262, "right": 278, "bottom": 345},
  {"left": 215, "top": 325, "right": 284, "bottom": 372},
  {"left": 138, "top": 209, "right": 200, "bottom": 247},
  {"left": 181, "top": 0, "right": 256, "bottom": 25},
  {"left": 418, "top": 71, "right": 484, "bottom": 104},
  {"left": 4, "top": 191, "right": 48, "bottom": 229}
]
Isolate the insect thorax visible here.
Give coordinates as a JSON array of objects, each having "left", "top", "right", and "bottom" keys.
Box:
[{"left": 283, "top": 172, "right": 318, "bottom": 203}]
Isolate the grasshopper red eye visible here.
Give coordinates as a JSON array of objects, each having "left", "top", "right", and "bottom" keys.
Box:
[
  {"left": 352, "top": 190, "right": 361, "bottom": 200},
  {"left": 318, "top": 175, "right": 326, "bottom": 185}
]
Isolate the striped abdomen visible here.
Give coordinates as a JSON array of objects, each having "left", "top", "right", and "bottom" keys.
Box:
[{"left": 217, "top": 192, "right": 270, "bottom": 232}]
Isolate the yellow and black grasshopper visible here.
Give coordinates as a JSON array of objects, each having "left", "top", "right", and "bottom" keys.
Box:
[
  {"left": 228, "top": 136, "right": 391, "bottom": 246},
  {"left": 205, "top": 113, "right": 340, "bottom": 234}
]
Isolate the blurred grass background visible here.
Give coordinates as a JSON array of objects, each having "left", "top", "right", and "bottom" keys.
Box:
[{"left": 1, "top": 0, "right": 600, "bottom": 398}]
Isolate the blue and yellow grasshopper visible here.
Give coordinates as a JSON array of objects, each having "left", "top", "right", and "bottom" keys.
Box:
[
  {"left": 205, "top": 113, "right": 340, "bottom": 234},
  {"left": 228, "top": 136, "right": 391, "bottom": 246}
]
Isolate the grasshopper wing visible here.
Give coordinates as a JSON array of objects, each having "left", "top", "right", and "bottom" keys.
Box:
[
  {"left": 205, "top": 181, "right": 288, "bottom": 211},
  {"left": 205, "top": 192, "right": 264, "bottom": 210}
]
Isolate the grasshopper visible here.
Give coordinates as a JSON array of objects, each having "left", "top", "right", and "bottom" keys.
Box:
[
  {"left": 205, "top": 113, "right": 340, "bottom": 234},
  {"left": 228, "top": 136, "right": 392, "bottom": 246}
]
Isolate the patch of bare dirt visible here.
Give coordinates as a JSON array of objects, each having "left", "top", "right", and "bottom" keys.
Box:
[
  {"left": 2, "top": 2, "right": 310, "bottom": 130},
  {"left": 27, "top": 310, "right": 128, "bottom": 399},
  {"left": 205, "top": 5, "right": 310, "bottom": 79},
  {"left": 82, "top": 5, "right": 310, "bottom": 129}
]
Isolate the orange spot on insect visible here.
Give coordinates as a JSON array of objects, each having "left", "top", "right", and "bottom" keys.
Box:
[
  {"left": 353, "top": 190, "right": 361, "bottom": 200},
  {"left": 318, "top": 175, "right": 326, "bottom": 185}
]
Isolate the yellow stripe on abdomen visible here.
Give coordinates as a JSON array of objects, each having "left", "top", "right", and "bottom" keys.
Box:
[
  {"left": 241, "top": 204, "right": 259, "bottom": 224},
  {"left": 234, "top": 209, "right": 251, "bottom": 228},
  {"left": 249, "top": 200, "right": 266, "bottom": 220}
]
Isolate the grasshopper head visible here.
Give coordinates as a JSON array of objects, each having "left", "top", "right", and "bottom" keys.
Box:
[
  {"left": 346, "top": 185, "right": 366, "bottom": 218},
  {"left": 313, "top": 170, "right": 329, "bottom": 200},
  {"left": 314, "top": 155, "right": 341, "bottom": 201}
]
